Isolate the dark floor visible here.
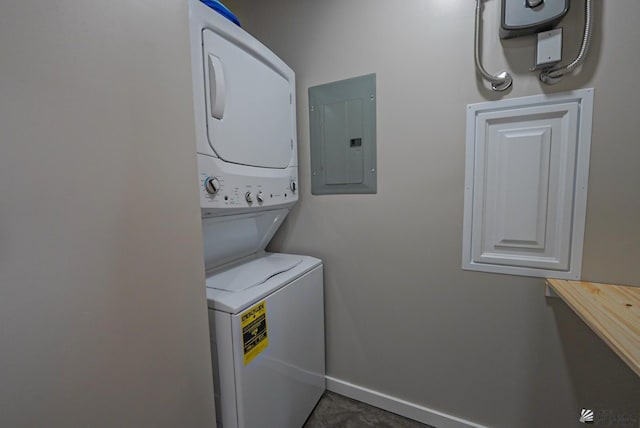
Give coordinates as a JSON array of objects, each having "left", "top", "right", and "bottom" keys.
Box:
[{"left": 304, "top": 391, "right": 434, "bottom": 428}]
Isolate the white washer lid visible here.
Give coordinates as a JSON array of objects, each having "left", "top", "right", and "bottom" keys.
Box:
[
  {"left": 206, "top": 253, "right": 302, "bottom": 292},
  {"left": 206, "top": 252, "right": 322, "bottom": 314}
]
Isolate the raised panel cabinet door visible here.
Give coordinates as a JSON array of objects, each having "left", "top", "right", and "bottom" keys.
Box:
[
  {"left": 472, "top": 102, "right": 578, "bottom": 271},
  {"left": 463, "top": 89, "right": 594, "bottom": 279}
]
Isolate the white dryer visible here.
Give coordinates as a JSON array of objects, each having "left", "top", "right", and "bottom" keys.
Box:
[{"left": 187, "top": 1, "right": 325, "bottom": 428}]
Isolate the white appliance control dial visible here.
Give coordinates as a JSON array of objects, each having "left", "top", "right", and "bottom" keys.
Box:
[
  {"left": 245, "top": 192, "right": 253, "bottom": 203},
  {"left": 205, "top": 177, "right": 221, "bottom": 194},
  {"left": 290, "top": 181, "right": 297, "bottom": 193},
  {"left": 256, "top": 191, "right": 264, "bottom": 203}
]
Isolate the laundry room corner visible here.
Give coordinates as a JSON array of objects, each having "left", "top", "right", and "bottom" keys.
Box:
[
  {"left": 2, "top": 1, "right": 638, "bottom": 427},
  {"left": 230, "top": 1, "right": 640, "bottom": 427}
]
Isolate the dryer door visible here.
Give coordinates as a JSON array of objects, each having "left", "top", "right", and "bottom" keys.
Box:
[{"left": 202, "top": 28, "right": 294, "bottom": 169}]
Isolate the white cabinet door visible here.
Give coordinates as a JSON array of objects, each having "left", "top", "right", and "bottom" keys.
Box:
[{"left": 463, "top": 90, "right": 594, "bottom": 279}]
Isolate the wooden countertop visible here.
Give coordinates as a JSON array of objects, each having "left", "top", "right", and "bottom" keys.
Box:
[{"left": 546, "top": 279, "right": 640, "bottom": 377}]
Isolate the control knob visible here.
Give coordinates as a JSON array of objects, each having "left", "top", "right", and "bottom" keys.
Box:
[
  {"left": 290, "top": 181, "right": 297, "bottom": 193},
  {"left": 245, "top": 192, "right": 253, "bottom": 203},
  {"left": 256, "top": 191, "right": 264, "bottom": 203},
  {"left": 205, "top": 177, "right": 221, "bottom": 195}
]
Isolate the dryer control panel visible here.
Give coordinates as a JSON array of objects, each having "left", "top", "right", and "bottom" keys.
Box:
[{"left": 198, "top": 154, "right": 297, "bottom": 214}]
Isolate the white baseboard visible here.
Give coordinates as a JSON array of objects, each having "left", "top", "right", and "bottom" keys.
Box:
[{"left": 325, "top": 376, "right": 487, "bottom": 428}]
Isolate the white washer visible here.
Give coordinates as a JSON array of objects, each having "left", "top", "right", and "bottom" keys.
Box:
[
  {"left": 187, "top": 2, "right": 325, "bottom": 427},
  {"left": 207, "top": 253, "right": 324, "bottom": 428}
]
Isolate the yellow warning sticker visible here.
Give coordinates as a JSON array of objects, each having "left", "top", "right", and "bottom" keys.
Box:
[{"left": 241, "top": 300, "right": 268, "bottom": 365}]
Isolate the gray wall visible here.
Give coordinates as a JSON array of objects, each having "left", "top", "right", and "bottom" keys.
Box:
[
  {"left": 0, "top": 1, "right": 215, "bottom": 426},
  {"left": 231, "top": 1, "right": 640, "bottom": 427}
]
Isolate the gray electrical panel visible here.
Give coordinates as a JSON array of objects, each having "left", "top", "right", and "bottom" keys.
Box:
[{"left": 309, "top": 74, "right": 377, "bottom": 195}]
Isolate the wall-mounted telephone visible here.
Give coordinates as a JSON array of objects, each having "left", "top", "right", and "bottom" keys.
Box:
[{"left": 474, "top": 0, "right": 593, "bottom": 91}]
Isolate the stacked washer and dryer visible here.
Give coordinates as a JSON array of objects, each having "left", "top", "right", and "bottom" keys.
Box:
[{"left": 187, "top": 1, "right": 326, "bottom": 427}]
